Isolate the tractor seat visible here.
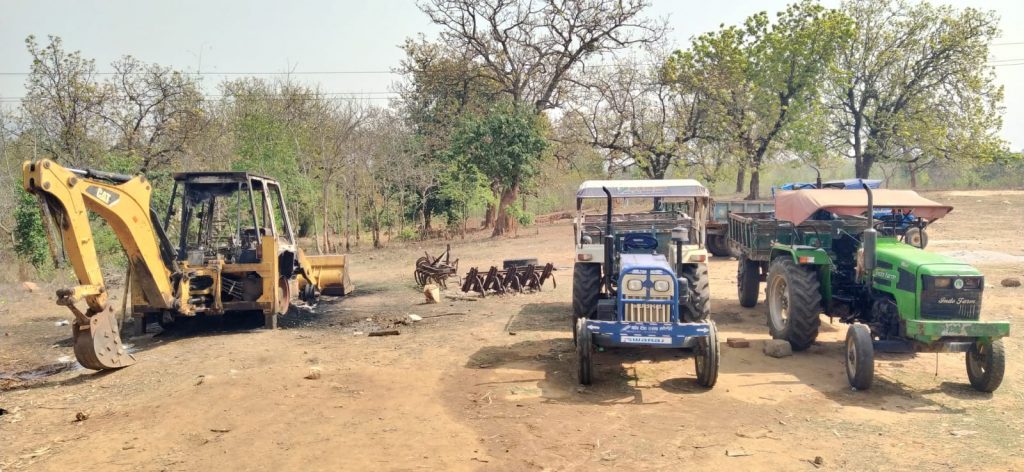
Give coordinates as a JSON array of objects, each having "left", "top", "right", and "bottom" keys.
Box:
[{"left": 621, "top": 233, "right": 659, "bottom": 253}]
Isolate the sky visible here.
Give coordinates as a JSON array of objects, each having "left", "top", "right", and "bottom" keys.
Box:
[{"left": 1, "top": 0, "right": 1022, "bottom": 149}]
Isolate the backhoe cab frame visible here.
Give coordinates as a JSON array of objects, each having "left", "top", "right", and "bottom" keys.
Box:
[{"left": 23, "top": 159, "right": 351, "bottom": 371}]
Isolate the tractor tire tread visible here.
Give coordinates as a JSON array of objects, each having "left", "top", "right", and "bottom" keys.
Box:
[{"left": 767, "top": 257, "right": 821, "bottom": 351}]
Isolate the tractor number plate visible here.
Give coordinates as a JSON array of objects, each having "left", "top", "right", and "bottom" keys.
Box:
[{"left": 621, "top": 335, "right": 671, "bottom": 344}]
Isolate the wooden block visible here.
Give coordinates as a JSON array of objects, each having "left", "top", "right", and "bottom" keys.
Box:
[{"left": 727, "top": 338, "right": 750, "bottom": 348}]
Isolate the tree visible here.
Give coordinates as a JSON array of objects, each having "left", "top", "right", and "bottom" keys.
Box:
[
  {"left": 20, "top": 35, "right": 107, "bottom": 167},
  {"left": 448, "top": 102, "right": 548, "bottom": 236},
  {"left": 566, "top": 53, "right": 710, "bottom": 180},
  {"left": 666, "top": 1, "right": 852, "bottom": 199},
  {"left": 396, "top": 37, "right": 502, "bottom": 232},
  {"left": 827, "top": 0, "right": 1003, "bottom": 179},
  {"left": 102, "top": 56, "right": 206, "bottom": 173},
  {"left": 418, "top": 0, "right": 665, "bottom": 228}
]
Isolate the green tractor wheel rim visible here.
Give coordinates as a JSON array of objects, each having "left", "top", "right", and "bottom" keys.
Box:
[{"left": 769, "top": 277, "right": 790, "bottom": 329}]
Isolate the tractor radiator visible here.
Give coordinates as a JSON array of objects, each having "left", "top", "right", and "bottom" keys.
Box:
[
  {"left": 920, "top": 290, "right": 982, "bottom": 321},
  {"left": 622, "top": 296, "right": 671, "bottom": 323}
]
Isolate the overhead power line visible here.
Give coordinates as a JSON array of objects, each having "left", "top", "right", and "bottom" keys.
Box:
[{"left": 0, "top": 70, "right": 399, "bottom": 77}]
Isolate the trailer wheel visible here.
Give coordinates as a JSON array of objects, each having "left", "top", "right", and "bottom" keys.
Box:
[
  {"left": 695, "top": 322, "right": 720, "bottom": 388},
  {"left": 680, "top": 264, "right": 710, "bottom": 322},
  {"left": 572, "top": 263, "right": 602, "bottom": 344},
  {"left": 576, "top": 317, "right": 593, "bottom": 385},
  {"left": 904, "top": 227, "right": 928, "bottom": 248},
  {"left": 737, "top": 256, "right": 761, "bottom": 308},
  {"left": 706, "top": 235, "right": 728, "bottom": 257},
  {"left": 845, "top": 324, "right": 874, "bottom": 390},
  {"left": 966, "top": 339, "right": 1005, "bottom": 393},
  {"left": 766, "top": 257, "right": 821, "bottom": 351}
]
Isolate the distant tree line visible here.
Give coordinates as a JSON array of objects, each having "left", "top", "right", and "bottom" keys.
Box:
[{"left": 0, "top": 0, "right": 1016, "bottom": 272}]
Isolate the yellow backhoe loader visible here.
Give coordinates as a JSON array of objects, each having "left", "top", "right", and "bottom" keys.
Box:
[{"left": 22, "top": 159, "right": 352, "bottom": 370}]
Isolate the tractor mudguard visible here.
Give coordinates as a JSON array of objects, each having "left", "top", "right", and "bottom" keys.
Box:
[{"left": 768, "top": 245, "right": 833, "bottom": 306}]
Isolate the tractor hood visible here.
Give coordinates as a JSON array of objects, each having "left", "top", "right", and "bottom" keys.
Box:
[
  {"left": 875, "top": 240, "right": 981, "bottom": 276},
  {"left": 619, "top": 253, "right": 673, "bottom": 273}
]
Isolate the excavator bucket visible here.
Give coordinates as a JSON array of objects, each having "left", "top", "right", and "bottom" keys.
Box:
[
  {"left": 73, "top": 310, "right": 136, "bottom": 370},
  {"left": 300, "top": 254, "right": 352, "bottom": 296}
]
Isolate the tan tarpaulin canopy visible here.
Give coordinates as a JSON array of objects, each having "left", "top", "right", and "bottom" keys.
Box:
[{"left": 775, "top": 189, "right": 953, "bottom": 225}]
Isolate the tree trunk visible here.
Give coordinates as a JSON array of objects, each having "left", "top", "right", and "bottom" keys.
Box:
[
  {"left": 735, "top": 167, "right": 745, "bottom": 194},
  {"left": 745, "top": 169, "right": 760, "bottom": 200},
  {"left": 491, "top": 182, "right": 519, "bottom": 237},
  {"left": 482, "top": 182, "right": 499, "bottom": 229},
  {"left": 855, "top": 153, "right": 875, "bottom": 179},
  {"left": 908, "top": 163, "right": 918, "bottom": 188},
  {"left": 344, "top": 192, "right": 351, "bottom": 252},
  {"left": 321, "top": 183, "right": 330, "bottom": 253}
]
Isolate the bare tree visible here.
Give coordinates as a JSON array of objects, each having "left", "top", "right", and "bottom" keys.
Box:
[
  {"left": 102, "top": 56, "right": 206, "bottom": 172},
  {"left": 566, "top": 53, "right": 709, "bottom": 180},
  {"left": 419, "top": 0, "right": 665, "bottom": 235}
]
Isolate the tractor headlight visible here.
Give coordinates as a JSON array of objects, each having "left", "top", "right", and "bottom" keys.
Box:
[
  {"left": 933, "top": 277, "right": 951, "bottom": 289},
  {"left": 653, "top": 280, "right": 671, "bottom": 292},
  {"left": 626, "top": 279, "right": 644, "bottom": 291}
]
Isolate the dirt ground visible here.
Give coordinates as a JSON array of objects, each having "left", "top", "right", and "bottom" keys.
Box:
[{"left": 2, "top": 190, "right": 1023, "bottom": 471}]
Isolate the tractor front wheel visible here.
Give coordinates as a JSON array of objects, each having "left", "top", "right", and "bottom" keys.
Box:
[
  {"left": 845, "top": 324, "right": 874, "bottom": 390},
  {"left": 572, "top": 263, "right": 602, "bottom": 344},
  {"left": 576, "top": 317, "right": 593, "bottom": 385},
  {"left": 766, "top": 257, "right": 821, "bottom": 351},
  {"left": 694, "top": 322, "right": 720, "bottom": 388},
  {"left": 737, "top": 256, "right": 761, "bottom": 308},
  {"left": 966, "top": 339, "right": 1005, "bottom": 392}
]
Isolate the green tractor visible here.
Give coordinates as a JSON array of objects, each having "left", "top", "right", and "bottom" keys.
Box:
[{"left": 728, "top": 184, "right": 1009, "bottom": 392}]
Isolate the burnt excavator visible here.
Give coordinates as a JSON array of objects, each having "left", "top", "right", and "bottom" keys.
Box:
[{"left": 22, "top": 159, "right": 352, "bottom": 370}]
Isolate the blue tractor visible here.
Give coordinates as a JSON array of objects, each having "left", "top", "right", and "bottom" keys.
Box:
[{"left": 572, "top": 180, "right": 720, "bottom": 387}]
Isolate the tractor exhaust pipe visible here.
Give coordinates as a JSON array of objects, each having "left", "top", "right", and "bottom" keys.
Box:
[
  {"left": 602, "top": 187, "right": 614, "bottom": 292},
  {"left": 861, "top": 180, "right": 877, "bottom": 277}
]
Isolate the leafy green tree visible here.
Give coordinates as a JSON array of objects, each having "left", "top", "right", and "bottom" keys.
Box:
[
  {"left": 21, "top": 35, "right": 107, "bottom": 167},
  {"left": 448, "top": 102, "right": 548, "bottom": 236},
  {"left": 14, "top": 188, "right": 49, "bottom": 270},
  {"left": 667, "top": 1, "right": 853, "bottom": 199},
  {"left": 827, "top": 0, "right": 1003, "bottom": 179}
]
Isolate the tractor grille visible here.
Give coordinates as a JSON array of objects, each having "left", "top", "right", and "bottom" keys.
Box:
[
  {"left": 622, "top": 295, "right": 671, "bottom": 323},
  {"left": 920, "top": 290, "right": 982, "bottom": 321}
]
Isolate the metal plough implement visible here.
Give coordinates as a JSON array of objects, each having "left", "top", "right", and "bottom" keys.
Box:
[{"left": 460, "top": 262, "right": 556, "bottom": 296}]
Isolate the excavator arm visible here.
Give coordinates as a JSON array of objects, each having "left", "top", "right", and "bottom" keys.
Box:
[{"left": 23, "top": 159, "right": 176, "bottom": 369}]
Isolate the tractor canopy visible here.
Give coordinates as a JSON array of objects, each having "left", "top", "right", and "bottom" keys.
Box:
[
  {"left": 775, "top": 189, "right": 953, "bottom": 225},
  {"left": 576, "top": 179, "right": 709, "bottom": 201}
]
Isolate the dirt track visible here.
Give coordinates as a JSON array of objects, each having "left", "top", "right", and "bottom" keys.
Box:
[{"left": 2, "top": 190, "right": 1023, "bottom": 471}]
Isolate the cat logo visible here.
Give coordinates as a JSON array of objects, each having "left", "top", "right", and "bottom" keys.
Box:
[{"left": 85, "top": 185, "right": 120, "bottom": 207}]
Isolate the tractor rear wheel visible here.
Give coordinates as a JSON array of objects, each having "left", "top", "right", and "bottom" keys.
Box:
[
  {"left": 695, "top": 321, "right": 720, "bottom": 388},
  {"left": 845, "top": 323, "right": 874, "bottom": 390},
  {"left": 966, "top": 339, "right": 1005, "bottom": 392},
  {"left": 766, "top": 257, "right": 821, "bottom": 351},
  {"left": 572, "top": 263, "right": 602, "bottom": 343},
  {"left": 737, "top": 256, "right": 761, "bottom": 308},
  {"left": 680, "top": 264, "right": 710, "bottom": 322},
  {"left": 576, "top": 317, "right": 593, "bottom": 385}
]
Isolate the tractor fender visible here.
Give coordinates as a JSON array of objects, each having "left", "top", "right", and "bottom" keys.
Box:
[{"left": 769, "top": 245, "right": 832, "bottom": 305}]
